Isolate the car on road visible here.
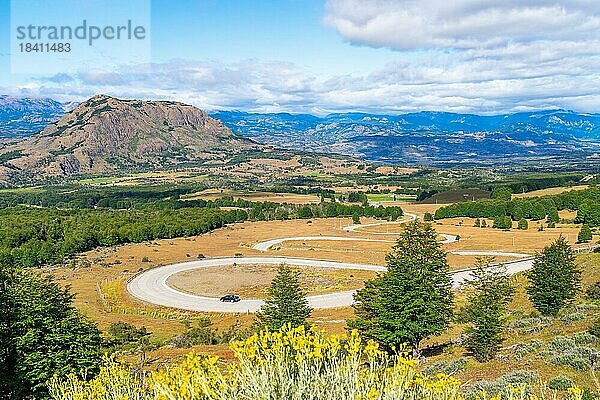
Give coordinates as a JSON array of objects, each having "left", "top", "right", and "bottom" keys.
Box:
[{"left": 219, "top": 294, "right": 241, "bottom": 303}]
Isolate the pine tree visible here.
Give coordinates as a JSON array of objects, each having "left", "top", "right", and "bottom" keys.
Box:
[
  {"left": 527, "top": 236, "right": 581, "bottom": 316},
  {"left": 462, "top": 258, "right": 514, "bottom": 362},
  {"left": 256, "top": 264, "right": 312, "bottom": 330},
  {"left": 578, "top": 224, "right": 593, "bottom": 243},
  {"left": 548, "top": 207, "right": 560, "bottom": 223},
  {"left": 349, "top": 222, "right": 454, "bottom": 356}
]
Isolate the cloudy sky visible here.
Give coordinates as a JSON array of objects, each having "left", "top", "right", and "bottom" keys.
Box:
[{"left": 1, "top": 0, "right": 599, "bottom": 115}]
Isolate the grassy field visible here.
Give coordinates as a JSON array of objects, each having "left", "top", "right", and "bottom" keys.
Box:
[
  {"left": 56, "top": 211, "right": 591, "bottom": 327},
  {"left": 366, "top": 193, "right": 417, "bottom": 202},
  {"left": 48, "top": 203, "right": 599, "bottom": 388},
  {"left": 512, "top": 185, "right": 589, "bottom": 198},
  {"left": 419, "top": 189, "right": 492, "bottom": 204},
  {"left": 167, "top": 264, "right": 376, "bottom": 298},
  {"left": 419, "top": 253, "right": 600, "bottom": 390},
  {"left": 181, "top": 189, "right": 322, "bottom": 204}
]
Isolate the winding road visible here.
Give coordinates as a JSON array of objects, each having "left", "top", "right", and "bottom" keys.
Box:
[{"left": 127, "top": 215, "right": 540, "bottom": 313}]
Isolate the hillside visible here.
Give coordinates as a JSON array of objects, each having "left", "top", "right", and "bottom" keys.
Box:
[
  {"left": 212, "top": 110, "right": 600, "bottom": 167},
  {"left": 0, "top": 95, "right": 270, "bottom": 181}
]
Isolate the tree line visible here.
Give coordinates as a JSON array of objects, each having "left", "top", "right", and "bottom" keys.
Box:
[
  {"left": 0, "top": 199, "right": 403, "bottom": 269},
  {"left": 434, "top": 186, "right": 600, "bottom": 227}
]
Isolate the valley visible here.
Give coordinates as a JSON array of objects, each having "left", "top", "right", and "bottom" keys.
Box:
[{"left": 4, "top": 2, "right": 600, "bottom": 398}]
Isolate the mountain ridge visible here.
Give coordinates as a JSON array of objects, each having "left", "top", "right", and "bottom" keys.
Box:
[
  {"left": 2, "top": 95, "right": 600, "bottom": 168},
  {"left": 211, "top": 109, "right": 600, "bottom": 167},
  {"left": 0, "top": 95, "right": 266, "bottom": 182}
]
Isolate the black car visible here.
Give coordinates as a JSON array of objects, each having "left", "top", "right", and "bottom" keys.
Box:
[{"left": 219, "top": 294, "right": 241, "bottom": 303}]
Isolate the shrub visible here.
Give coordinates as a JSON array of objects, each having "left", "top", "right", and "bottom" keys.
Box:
[
  {"left": 571, "top": 331, "right": 597, "bottom": 345},
  {"left": 513, "top": 339, "right": 544, "bottom": 360},
  {"left": 589, "top": 317, "right": 600, "bottom": 337},
  {"left": 49, "top": 326, "right": 585, "bottom": 400},
  {"left": 548, "top": 336, "right": 576, "bottom": 352},
  {"left": 493, "top": 216, "right": 513, "bottom": 230},
  {"left": 499, "top": 370, "right": 540, "bottom": 386},
  {"left": 550, "top": 353, "right": 591, "bottom": 370},
  {"left": 105, "top": 322, "right": 148, "bottom": 347},
  {"left": 548, "top": 375, "right": 575, "bottom": 391},
  {"left": 51, "top": 326, "right": 465, "bottom": 400},
  {"left": 423, "top": 357, "right": 468, "bottom": 376},
  {"left": 48, "top": 358, "right": 147, "bottom": 400},
  {"left": 586, "top": 282, "right": 600, "bottom": 300},
  {"left": 560, "top": 312, "right": 585, "bottom": 325},
  {"left": 170, "top": 317, "right": 219, "bottom": 347},
  {"left": 466, "top": 370, "right": 540, "bottom": 399},
  {"left": 508, "top": 316, "right": 553, "bottom": 333},
  {"left": 518, "top": 219, "right": 529, "bottom": 230}
]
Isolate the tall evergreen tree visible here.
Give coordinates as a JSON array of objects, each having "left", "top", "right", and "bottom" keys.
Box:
[
  {"left": 462, "top": 258, "right": 514, "bottom": 362},
  {"left": 578, "top": 224, "right": 593, "bottom": 243},
  {"left": 0, "top": 260, "right": 16, "bottom": 398},
  {"left": 527, "top": 236, "right": 580, "bottom": 316},
  {"left": 256, "top": 264, "right": 312, "bottom": 330},
  {"left": 349, "top": 222, "right": 454, "bottom": 356},
  {"left": 0, "top": 261, "right": 102, "bottom": 399}
]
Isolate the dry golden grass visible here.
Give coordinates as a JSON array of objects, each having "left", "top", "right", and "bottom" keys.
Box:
[
  {"left": 420, "top": 253, "right": 600, "bottom": 390},
  {"left": 56, "top": 214, "right": 588, "bottom": 340},
  {"left": 53, "top": 209, "right": 600, "bottom": 388},
  {"left": 512, "top": 185, "right": 589, "bottom": 199},
  {"left": 167, "top": 264, "right": 376, "bottom": 298},
  {"left": 182, "top": 189, "right": 321, "bottom": 204}
]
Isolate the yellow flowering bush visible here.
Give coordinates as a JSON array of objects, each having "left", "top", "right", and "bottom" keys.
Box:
[
  {"left": 49, "top": 325, "right": 584, "bottom": 400},
  {"left": 48, "top": 357, "right": 147, "bottom": 400}
]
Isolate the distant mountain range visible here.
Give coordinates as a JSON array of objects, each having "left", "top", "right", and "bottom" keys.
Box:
[
  {"left": 1, "top": 95, "right": 600, "bottom": 168},
  {"left": 0, "top": 96, "right": 68, "bottom": 138},
  {"left": 212, "top": 110, "right": 600, "bottom": 167}
]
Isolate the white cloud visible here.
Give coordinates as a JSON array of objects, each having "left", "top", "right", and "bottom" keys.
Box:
[
  {"left": 3, "top": 1, "right": 600, "bottom": 115},
  {"left": 324, "top": 0, "right": 600, "bottom": 50},
  {"left": 2, "top": 52, "right": 598, "bottom": 115}
]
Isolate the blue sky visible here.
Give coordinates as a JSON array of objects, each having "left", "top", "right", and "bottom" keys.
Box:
[{"left": 1, "top": 0, "right": 600, "bottom": 115}]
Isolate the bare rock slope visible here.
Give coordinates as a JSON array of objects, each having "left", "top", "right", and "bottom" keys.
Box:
[{"left": 0, "top": 95, "right": 262, "bottom": 180}]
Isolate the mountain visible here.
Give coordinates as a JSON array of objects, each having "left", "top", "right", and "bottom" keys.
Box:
[
  {"left": 0, "top": 95, "right": 267, "bottom": 181},
  {"left": 211, "top": 110, "right": 600, "bottom": 167},
  {"left": 3, "top": 95, "right": 600, "bottom": 168},
  {"left": 0, "top": 96, "right": 66, "bottom": 138}
]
